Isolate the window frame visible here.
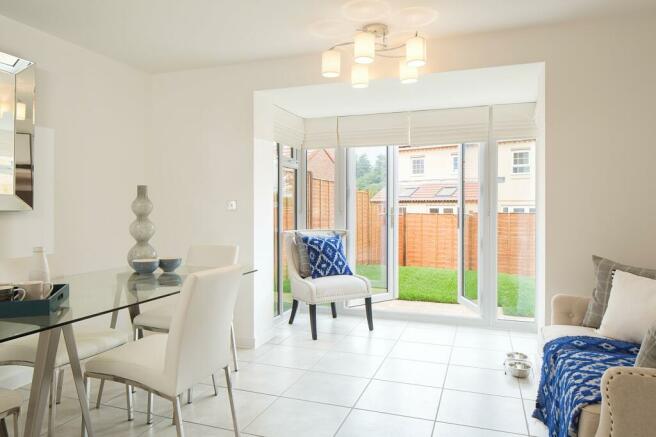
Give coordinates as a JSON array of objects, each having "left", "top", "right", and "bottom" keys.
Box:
[
  {"left": 511, "top": 149, "right": 530, "bottom": 175},
  {"left": 411, "top": 155, "right": 425, "bottom": 176}
]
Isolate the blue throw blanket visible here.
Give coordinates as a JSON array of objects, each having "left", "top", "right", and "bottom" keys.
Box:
[{"left": 533, "top": 336, "right": 639, "bottom": 437}]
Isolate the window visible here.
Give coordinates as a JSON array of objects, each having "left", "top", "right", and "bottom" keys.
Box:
[
  {"left": 512, "top": 150, "right": 530, "bottom": 174},
  {"left": 429, "top": 207, "right": 440, "bottom": 214},
  {"left": 512, "top": 207, "right": 525, "bottom": 213},
  {"left": 451, "top": 154, "right": 459, "bottom": 174},
  {"left": 411, "top": 156, "right": 424, "bottom": 175},
  {"left": 306, "top": 148, "right": 336, "bottom": 229},
  {"left": 443, "top": 207, "right": 454, "bottom": 214}
]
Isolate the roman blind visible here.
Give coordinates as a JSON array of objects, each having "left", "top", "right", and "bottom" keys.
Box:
[
  {"left": 337, "top": 112, "right": 409, "bottom": 147},
  {"left": 492, "top": 103, "right": 537, "bottom": 140},
  {"left": 303, "top": 117, "right": 338, "bottom": 149},
  {"left": 409, "top": 106, "right": 489, "bottom": 146},
  {"left": 273, "top": 106, "right": 304, "bottom": 148}
]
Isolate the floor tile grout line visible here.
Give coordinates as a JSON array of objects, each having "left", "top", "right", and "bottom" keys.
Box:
[
  {"left": 330, "top": 318, "right": 411, "bottom": 437},
  {"left": 430, "top": 334, "right": 456, "bottom": 437}
]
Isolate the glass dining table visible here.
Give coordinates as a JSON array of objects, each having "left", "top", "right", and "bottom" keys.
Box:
[{"left": 0, "top": 266, "right": 256, "bottom": 437}]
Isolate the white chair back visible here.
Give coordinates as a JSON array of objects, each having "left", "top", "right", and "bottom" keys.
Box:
[
  {"left": 164, "top": 264, "right": 242, "bottom": 395},
  {"left": 186, "top": 245, "right": 239, "bottom": 268}
]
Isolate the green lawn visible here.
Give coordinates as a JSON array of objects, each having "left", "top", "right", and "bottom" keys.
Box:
[{"left": 356, "top": 264, "right": 535, "bottom": 318}]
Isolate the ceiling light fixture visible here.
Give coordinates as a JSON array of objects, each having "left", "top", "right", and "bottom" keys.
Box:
[
  {"left": 399, "top": 61, "right": 418, "bottom": 84},
  {"left": 321, "top": 49, "right": 341, "bottom": 78},
  {"left": 405, "top": 34, "right": 427, "bottom": 68},
  {"left": 319, "top": 22, "right": 427, "bottom": 88},
  {"left": 351, "top": 64, "right": 369, "bottom": 88}
]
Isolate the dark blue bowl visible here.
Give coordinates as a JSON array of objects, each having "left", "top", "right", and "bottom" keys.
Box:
[{"left": 159, "top": 257, "right": 182, "bottom": 273}]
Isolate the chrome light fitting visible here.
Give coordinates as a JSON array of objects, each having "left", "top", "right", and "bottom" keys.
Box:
[{"left": 321, "top": 23, "right": 426, "bottom": 88}]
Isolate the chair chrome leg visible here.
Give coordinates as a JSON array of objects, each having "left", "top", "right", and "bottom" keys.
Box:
[
  {"left": 56, "top": 368, "right": 64, "bottom": 404},
  {"left": 211, "top": 374, "right": 219, "bottom": 396},
  {"left": 146, "top": 392, "right": 154, "bottom": 425},
  {"left": 61, "top": 325, "right": 95, "bottom": 437},
  {"left": 95, "top": 379, "right": 105, "bottom": 409},
  {"left": 224, "top": 366, "right": 240, "bottom": 437},
  {"left": 230, "top": 324, "right": 239, "bottom": 372},
  {"left": 12, "top": 412, "right": 18, "bottom": 437},
  {"left": 173, "top": 397, "right": 185, "bottom": 437},
  {"left": 186, "top": 388, "right": 192, "bottom": 404},
  {"left": 126, "top": 385, "right": 134, "bottom": 421},
  {"left": 48, "top": 369, "right": 57, "bottom": 437}
]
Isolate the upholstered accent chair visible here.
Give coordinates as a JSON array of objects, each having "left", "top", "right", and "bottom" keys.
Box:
[
  {"left": 541, "top": 294, "right": 656, "bottom": 437},
  {"left": 285, "top": 230, "right": 373, "bottom": 340}
]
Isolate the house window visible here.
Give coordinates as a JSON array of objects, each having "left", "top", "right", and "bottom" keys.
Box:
[
  {"left": 512, "top": 207, "right": 526, "bottom": 213},
  {"left": 512, "top": 150, "right": 530, "bottom": 174},
  {"left": 451, "top": 154, "right": 459, "bottom": 174},
  {"left": 443, "top": 207, "right": 454, "bottom": 214},
  {"left": 429, "top": 207, "right": 440, "bottom": 214},
  {"left": 411, "top": 156, "right": 424, "bottom": 175}
]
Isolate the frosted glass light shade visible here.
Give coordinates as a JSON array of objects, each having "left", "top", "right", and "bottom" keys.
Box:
[
  {"left": 399, "top": 61, "right": 418, "bottom": 84},
  {"left": 351, "top": 64, "right": 369, "bottom": 88},
  {"left": 406, "top": 35, "right": 426, "bottom": 68},
  {"left": 15, "top": 101, "right": 26, "bottom": 121},
  {"left": 354, "top": 31, "right": 375, "bottom": 64},
  {"left": 321, "top": 49, "right": 341, "bottom": 78}
]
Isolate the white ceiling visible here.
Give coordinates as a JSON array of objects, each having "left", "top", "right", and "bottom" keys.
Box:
[
  {"left": 0, "top": 0, "right": 653, "bottom": 73},
  {"left": 267, "top": 63, "right": 541, "bottom": 118}
]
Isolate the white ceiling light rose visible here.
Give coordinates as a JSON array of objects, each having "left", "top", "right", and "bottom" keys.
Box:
[
  {"left": 351, "top": 64, "right": 369, "bottom": 89},
  {"left": 399, "top": 61, "right": 418, "bottom": 84},
  {"left": 321, "top": 49, "right": 341, "bottom": 78},
  {"left": 406, "top": 33, "right": 427, "bottom": 68},
  {"left": 341, "top": 0, "right": 392, "bottom": 22}
]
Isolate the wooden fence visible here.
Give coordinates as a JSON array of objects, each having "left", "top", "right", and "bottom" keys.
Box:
[{"left": 301, "top": 178, "right": 535, "bottom": 277}]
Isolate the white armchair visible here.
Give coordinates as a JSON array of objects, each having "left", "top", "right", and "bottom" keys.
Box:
[{"left": 284, "top": 230, "right": 373, "bottom": 340}]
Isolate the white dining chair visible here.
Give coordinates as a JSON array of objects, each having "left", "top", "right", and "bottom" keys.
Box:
[
  {"left": 0, "top": 327, "right": 127, "bottom": 436},
  {"left": 128, "top": 245, "right": 239, "bottom": 408},
  {"left": 0, "top": 389, "right": 21, "bottom": 437},
  {"left": 85, "top": 265, "right": 243, "bottom": 437}
]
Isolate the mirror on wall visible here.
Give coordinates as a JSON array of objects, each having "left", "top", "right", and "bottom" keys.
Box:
[{"left": 0, "top": 51, "right": 35, "bottom": 211}]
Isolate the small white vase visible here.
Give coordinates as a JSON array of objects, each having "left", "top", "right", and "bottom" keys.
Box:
[{"left": 28, "top": 246, "right": 51, "bottom": 283}]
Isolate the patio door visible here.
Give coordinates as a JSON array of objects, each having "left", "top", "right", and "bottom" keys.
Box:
[
  {"left": 346, "top": 146, "right": 396, "bottom": 303},
  {"left": 457, "top": 143, "right": 482, "bottom": 312}
]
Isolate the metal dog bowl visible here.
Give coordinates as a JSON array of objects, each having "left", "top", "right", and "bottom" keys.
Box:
[
  {"left": 506, "top": 351, "right": 529, "bottom": 361},
  {"left": 504, "top": 359, "right": 532, "bottom": 378}
]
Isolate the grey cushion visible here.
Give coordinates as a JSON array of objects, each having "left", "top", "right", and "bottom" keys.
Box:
[
  {"left": 636, "top": 326, "right": 656, "bottom": 368},
  {"left": 294, "top": 232, "right": 312, "bottom": 278},
  {"left": 582, "top": 255, "right": 656, "bottom": 328}
]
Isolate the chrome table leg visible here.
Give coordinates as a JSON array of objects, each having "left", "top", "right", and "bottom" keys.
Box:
[
  {"left": 62, "top": 324, "right": 95, "bottom": 437},
  {"left": 24, "top": 328, "right": 61, "bottom": 437}
]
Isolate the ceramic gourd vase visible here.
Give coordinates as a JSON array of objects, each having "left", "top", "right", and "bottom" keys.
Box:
[{"left": 127, "top": 185, "right": 157, "bottom": 267}]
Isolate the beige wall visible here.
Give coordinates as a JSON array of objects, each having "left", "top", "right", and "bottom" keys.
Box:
[
  {"left": 149, "top": 12, "right": 656, "bottom": 342},
  {"left": 0, "top": 14, "right": 151, "bottom": 280}
]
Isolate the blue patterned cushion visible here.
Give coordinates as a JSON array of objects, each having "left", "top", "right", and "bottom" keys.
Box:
[{"left": 301, "top": 234, "right": 353, "bottom": 279}]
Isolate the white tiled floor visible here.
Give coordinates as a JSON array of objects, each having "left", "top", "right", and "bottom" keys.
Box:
[{"left": 15, "top": 315, "right": 547, "bottom": 437}]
